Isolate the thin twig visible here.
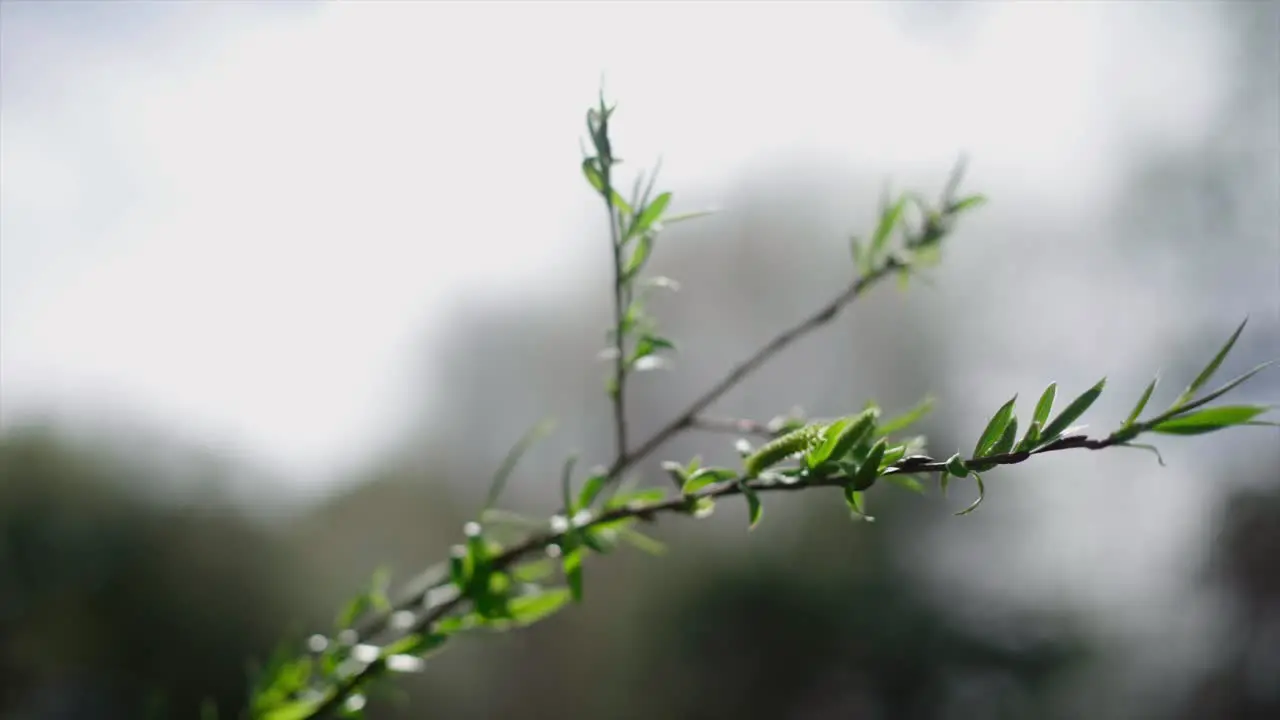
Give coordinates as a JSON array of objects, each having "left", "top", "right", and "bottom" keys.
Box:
[
  {"left": 608, "top": 197, "right": 629, "bottom": 459},
  {"left": 607, "top": 257, "right": 905, "bottom": 478},
  {"left": 308, "top": 429, "right": 1120, "bottom": 717}
]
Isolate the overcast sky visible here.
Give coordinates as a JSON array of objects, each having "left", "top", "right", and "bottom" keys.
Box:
[{"left": 0, "top": 0, "right": 1242, "bottom": 485}]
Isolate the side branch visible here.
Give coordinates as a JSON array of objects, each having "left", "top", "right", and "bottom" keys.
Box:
[{"left": 609, "top": 257, "right": 904, "bottom": 476}]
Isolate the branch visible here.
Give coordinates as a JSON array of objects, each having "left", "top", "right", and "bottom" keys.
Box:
[
  {"left": 301, "top": 426, "right": 1149, "bottom": 718},
  {"left": 607, "top": 257, "right": 905, "bottom": 477}
]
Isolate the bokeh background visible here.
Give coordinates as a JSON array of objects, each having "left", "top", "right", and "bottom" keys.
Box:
[{"left": 3, "top": 1, "right": 1278, "bottom": 718}]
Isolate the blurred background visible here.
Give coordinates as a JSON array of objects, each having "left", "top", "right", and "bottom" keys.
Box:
[{"left": 2, "top": 1, "right": 1278, "bottom": 718}]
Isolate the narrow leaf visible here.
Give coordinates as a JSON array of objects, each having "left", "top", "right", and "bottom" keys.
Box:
[
  {"left": 1032, "top": 383, "right": 1057, "bottom": 428},
  {"left": 604, "top": 487, "right": 667, "bottom": 510},
  {"left": 989, "top": 415, "right": 1018, "bottom": 457},
  {"left": 661, "top": 461, "right": 688, "bottom": 490},
  {"left": 1173, "top": 317, "right": 1248, "bottom": 408},
  {"left": 1124, "top": 375, "right": 1160, "bottom": 427},
  {"left": 682, "top": 467, "right": 737, "bottom": 495},
  {"left": 576, "top": 473, "right": 609, "bottom": 511},
  {"left": 507, "top": 589, "right": 572, "bottom": 626},
  {"left": 483, "top": 418, "right": 556, "bottom": 512},
  {"left": 878, "top": 396, "right": 935, "bottom": 437},
  {"left": 973, "top": 395, "right": 1017, "bottom": 457},
  {"left": 1150, "top": 405, "right": 1272, "bottom": 435},
  {"left": 739, "top": 482, "right": 763, "bottom": 530},
  {"left": 618, "top": 527, "right": 666, "bottom": 555},
  {"left": 1015, "top": 420, "right": 1041, "bottom": 453},
  {"left": 955, "top": 472, "right": 986, "bottom": 516},
  {"left": 633, "top": 192, "right": 672, "bottom": 235},
  {"left": 870, "top": 196, "right": 907, "bottom": 259},
  {"left": 1040, "top": 378, "right": 1106, "bottom": 444},
  {"left": 581, "top": 158, "right": 605, "bottom": 193},
  {"left": 563, "top": 548, "right": 584, "bottom": 602},
  {"left": 1167, "top": 360, "right": 1276, "bottom": 415},
  {"left": 844, "top": 485, "right": 874, "bottom": 521},
  {"left": 851, "top": 236, "right": 867, "bottom": 275},
  {"left": 948, "top": 194, "right": 987, "bottom": 214},
  {"left": 624, "top": 234, "right": 654, "bottom": 280},
  {"left": 852, "top": 439, "right": 888, "bottom": 490},
  {"left": 662, "top": 209, "right": 716, "bottom": 225},
  {"left": 560, "top": 454, "right": 579, "bottom": 521}
]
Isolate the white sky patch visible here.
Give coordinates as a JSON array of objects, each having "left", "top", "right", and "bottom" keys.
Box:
[{"left": 0, "top": 1, "right": 1232, "bottom": 484}]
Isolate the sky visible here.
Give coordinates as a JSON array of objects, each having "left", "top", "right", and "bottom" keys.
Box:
[{"left": 0, "top": 0, "right": 1242, "bottom": 488}]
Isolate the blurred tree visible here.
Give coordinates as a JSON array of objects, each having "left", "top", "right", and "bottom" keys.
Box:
[
  {"left": 0, "top": 425, "right": 314, "bottom": 719},
  {"left": 1175, "top": 476, "right": 1280, "bottom": 720}
]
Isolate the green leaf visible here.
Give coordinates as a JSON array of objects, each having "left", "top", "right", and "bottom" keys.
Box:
[
  {"left": 382, "top": 632, "right": 449, "bottom": 658},
  {"left": 955, "top": 472, "right": 986, "bottom": 516},
  {"left": 1150, "top": 405, "right": 1273, "bottom": 435},
  {"left": 579, "top": 526, "right": 618, "bottom": 554},
  {"left": 1172, "top": 317, "right": 1248, "bottom": 409},
  {"left": 633, "top": 334, "right": 676, "bottom": 362},
  {"left": 691, "top": 497, "right": 716, "bottom": 518},
  {"left": 512, "top": 559, "right": 556, "bottom": 583},
  {"left": 947, "top": 194, "right": 987, "bottom": 214},
  {"left": 661, "top": 460, "right": 688, "bottom": 489},
  {"left": 1169, "top": 360, "right": 1276, "bottom": 415},
  {"left": 618, "top": 527, "right": 666, "bottom": 555},
  {"left": 563, "top": 548, "right": 584, "bottom": 602},
  {"left": 609, "top": 189, "right": 634, "bottom": 219},
  {"left": 448, "top": 546, "right": 468, "bottom": 588},
  {"left": 844, "top": 485, "right": 874, "bottom": 521},
  {"left": 633, "top": 192, "right": 672, "bottom": 236},
  {"left": 819, "top": 409, "right": 879, "bottom": 467},
  {"left": 740, "top": 482, "right": 763, "bottom": 530},
  {"left": 662, "top": 209, "right": 715, "bottom": 225},
  {"left": 878, "top": 396, "right": 934, "bottom": 437},
  {"left": 1040, "top": 378, "right": 1106, "bottom": 445},
  {"left": 624, "top": 234, "right": 654, "bottom": 280},
  {"left": 560, "top": 454, "right": 579, "bottom": 522},
  {"left": 851, "top": 236, "right": 867, "bottom": 275},
  {"left": 973, "top": 395, "right": 1017, "bottom": 457},
  {"left": 605, "top": 487, "right": 667, "bottom": 510},
  {"left": 682, "top": 467, "right": 737, "bottom": 495},
  {"left": 852, "top": 439, "right": 888, "bottom": 490},
  {"left": 581, "top": 158, "right": 605, "bottom": 193},
  {"left": 879, "top": 443, "right": 907, "bottom": 468},
  {"left": 989, "top": 415, "right": 1018, "bottom": 457},
  {"left": 870, "top": 196, "right": 907, "bottom": 260},
  {"left": 576, "top": 473, "right": 610, "bottom": 511},
  {"left": 945, "top": 453, "right": 968, "bottom": 479},
  {"left": 1124, "top": 375, "right": 1159, "bottom": 427},
  {"left": 483, "top": 418, "right": 557, "bottom": 512},
  {"left": 336, "top": 592, "right": 373, "bottom": 631},
  {"left": 1015, "top": 420, "right": 1041, "bottom": 453},
  {"left": 1032, "top": 383, "right": 1057, "bottom": 428},
  {"left": 806, "top": 418, "right": 850, "bottom": 468},
  {"left": 507, "top": 588, "right": 572, "bottom": 626}
]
